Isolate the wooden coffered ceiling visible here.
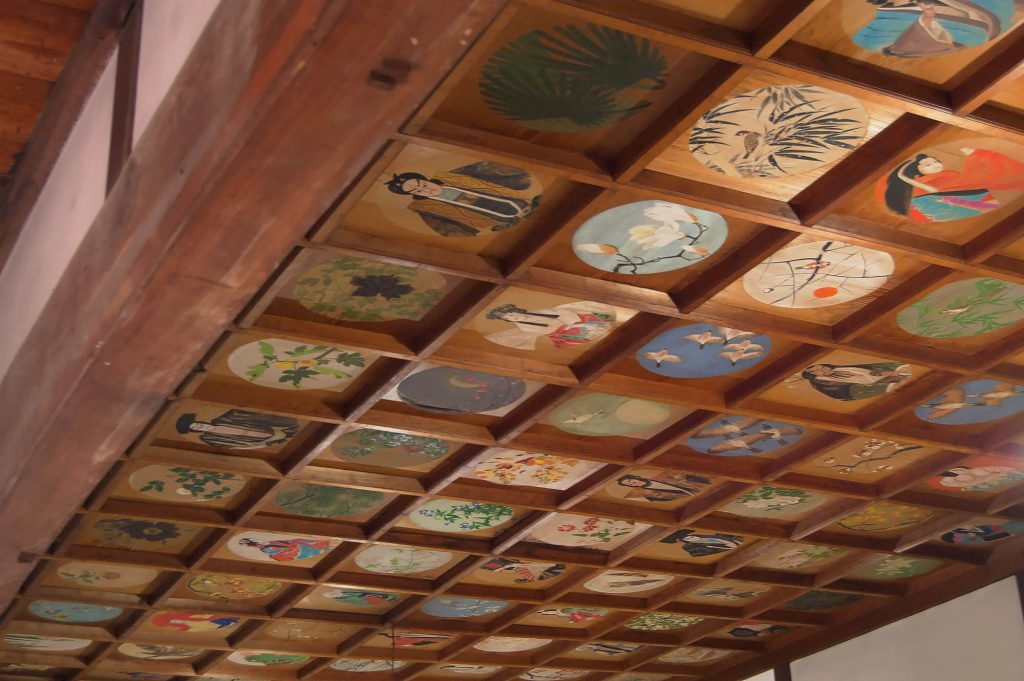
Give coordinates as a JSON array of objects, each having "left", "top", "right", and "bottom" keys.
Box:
[{"left": 3, "top": 1, "right": 1024, "bottom": 681}]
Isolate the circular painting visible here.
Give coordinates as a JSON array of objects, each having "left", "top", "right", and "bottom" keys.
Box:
[
  {"left": 927, "top": 455, "right": 1024, "bottom": 493},
  {"left": 274, "top": 482, "right": 385, "bottom": 518},
  {"left": 915, "top": 380, "right": 1024, "bottom": 425},
  {"left": 743, "top": 240, "right": 894, "bottom": 309},
  {"left": 722, "top": 485, "right": 829, "bottom": 519},
  {"left": 535, "top": 607, "right": 608, "bottom": 624},
  {"left": 128, "top": 465, "right": 245, "bottom": 504},
  {"left": 226, "top": 651, "right": 309, "bottom": 666},
  {"left": 605, "top": 468, "right": 713, "bottom": 504},
  {"left": 659, "top": 647, "right": 731, "bottom": 664},
  {"left": 149, "top": 611, "right": 239, "bottom": 633},
  {"left": 226, "top": 533, "right": 333, "bottom": 563},
  {"left": 637, "top": 324, "right": 770, "bottom": 378},
  {"left": 186, "top": 574, "right": 281, "bottom": 600},
  {"left": 474, "top": 637, "right": 551, "bottom": 653},
  {"left": 625, "top": 613, "right": 703, "bottom": 631},
  {"left": 27, "top": 601, "right": 122, "bottom": 623},
  {"left": 549, "top": 393, "right": 673, "bottom": 436},
  {"left": 56, "top": 562, "right": 157, "bottom": 589},
  {"left": 2, "top": 635, "right": 90, "bottom": 651},
  {"left": 473, "top": 449, "right": 601, "bottom": 489},
  {"left": 354, "top": 546, "right": 453, "bottom": 574},
  {"left": 837, "top": 502, "right": 934, "bottom": 532},
  {"left": 853, "top": 555, "right": 943, "bottom": 580},
  {"left": 330, "top": 428, "right": 450, "bottom": 468},
  {"left": 659, "top": 529, "right": 744, "bottom": 558},
  {"left": 897, "top": 278, "right": 1024, "bottom": 339},
  {"left": 691, "top": 583, "right": 767, "bottom": 601},
  {"left": 793, "top": 359, "right": 913, "bottom": 402},
  {"left": 117, "top": 644, "right": 202, "bottom": 660},
  {"left": 691, "top": 85, "right": 868, "bottom": 179},
  {"left": 421, "top": 597, "right": 508, "bottom": 618},
  {"left": 729, "top": 621, "right": 790, "bottom": 638},
  {"left": 687, "top": 415, "right": 804, "bottom": 456},
  {"left": 331, "top": 659, "right": 407, "bottom": 672},
  {"left": 90, "top": 517, "right": 196, "bottom": 550},
  {"left": 573, "top": 201, "right": 727, "bottom": 274},
  {"left": 531, "top": 514, "right": 642, "bottom": 548},
  {"left": 520, "top": 670, "right": 587, "bottom": 681},
  {"left": 477, "top": 557, "right": 566, "bottom": 585},
  {"left": 754, "top": 544, "right": 847, "bottom": 570},
  {"left": 227, "top": 338, "right": 367, "bottom": 391},
  {"left": 442, "top": 665, "right": 503, "bottom": 675},
  {"left": 379, "top": 632, "right": 451, "bottom": 648},
  {"left": 583, "top": 570, "right": 673, "bottom": 594},
  {"left": 941, "top": 519, "right": 1024, "bottom": 544},
  {"left": 475, "top": 297, "right": 623, "bottom": 352},
  {"left": 173, "top": 408, "right": 299, "bottom": 450},
  {"left": 294, "top": 256, "right": 446, "bottom": 322},
  {"left": 480, "top": 24, "right": 667, "bottom": 132},
  {"left": 321, "top": 589, "right": 398, "bottom": 608},
  {"left": 397, "top": 367, "right": 526, "bottom": 414},
  {"left": 876, "top": 140, "right": 1024, "bottom": 223},
  {"left": 264, "top": 621, "right": 342, "bottom": 642},
  {"left": 783, "top": 591, "right": 862, "bottom": 611},
  {"left": 409, "top": 500, "right": 515, "bottom": 533},
  {"left": 575, "top": 642, "right": 642, "bottom": 656},
  {"left": 847, "top": 0, "right": 1021, "bottom": 57}
]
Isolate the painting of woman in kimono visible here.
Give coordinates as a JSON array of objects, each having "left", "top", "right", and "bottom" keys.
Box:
[
  {"left": 150, "top": 612, "right": 239, "bottom": 633},
  {"left": 175, "top": 409, "right": 299, "bottom": 449},
  {"left": 799, "top": 362, "right": 912, "bottom": 401},
  {"left": 237, "top": 537, "right": 331, "bottom": 562},
  {"left": 483, "top": 301, "right": 617, "bottom": 350},
  {"left": 852, "top": 1, "right": 1019, "bottom": 58},
  {"left": 614, "top": 472, "right": 712, "bottom": 502},
  {"left": 660, "top": 529, "right": 743, "bottom": 557},
  {"left": 878, "top": 147, "right": 1024, "bottom": 222},
  {"left": 385, "top": 161, "right": 541, "bottom": 237}
]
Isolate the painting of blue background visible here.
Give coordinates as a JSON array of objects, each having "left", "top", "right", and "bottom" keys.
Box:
[
  {"left": 914, "top": 379, "right": 1024, "bottom": 425},
  {"left": 636, "top": 324, "right": 771, "bottom": 379},
  {"left": 686, "top": 414, "right": 804, "bottom": 457}
]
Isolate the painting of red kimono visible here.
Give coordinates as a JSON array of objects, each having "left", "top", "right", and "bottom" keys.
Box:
[
  {"left": 227, "top": 532, "right": 333, "bottom": 563},
  {"left": 877, "top": 143, "right": 1024, "bottom": 222}
]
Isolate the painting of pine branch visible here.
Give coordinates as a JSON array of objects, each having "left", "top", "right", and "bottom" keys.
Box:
[{"left": 689, "top": 85, "right": 869, "bottom": 179}]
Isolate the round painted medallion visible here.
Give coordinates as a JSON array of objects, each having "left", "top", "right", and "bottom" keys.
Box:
[
  {"left": 226, "top": 532, "right": 333, "bottom": 563},
  {"left": 583, "top": 570, "right": 673, "bottom": 594},
  {"left": 117, "top": 644, "right": 203, "bottom": 660},
  {"left": 941, "top": 519, "right": 1024, "bottom": 544},
  {"left": 227, "top": 338, "right": 367, "bottom": 390},
  {"left": 783, "top": 591, "right": 862, "bottom": 611},
  {"left": 658, "top": 529, "right": 744, "bottom": 558},
  {"left": 754, "top": 544, "right": 847, "bottom": 570},
  {"left": 837, "top": 502, "right": 934, "bottom": 532},
  {"left": 128, "top": 465, "right": 245, "bottom": 504},
  {"left": 90, "top": 517, "right": 195, "bottom": 550},
  {"left": 897, "top": 278, "right": 1024, "bottom": 339},
  {"left": 605, "top": 468, "right": 713, "bottom": 504},
  {"left": 690, "top": 85, "right": 868, "bottom": 179},
  {"left": 875, "top": 140, "right": 1024, "bottom": 223},
  {"left": 226, "top": 651, "right": 310, "bottom": 666},
  {"left": 743, "top": 240, "right": 894, "bottom": 309},
  {"left": 915, "top": 380, "right": 1024, "bottom": 425},
  {"left": 636, "top": 324, "right": 770, "bottom": 378},
  {"left": 475, "top": 297, "right": 623, "bottom": 352},
  {"left": 354, "top": 545, "right": 453, "bottom": 574},
  {"left": 625, "top": 613, "right": 703, "bottom": 631},
  {"left": 729, "top": 621, "right": 790, "bottom": 638},
  {"left": 264, "top": 621, "right": 341, "bottom": 642},
  {"left": 149, "top": 611, "right": 239, "bottom": 633},
  {"left": 172, "top": 408, "right": 299, "bottom": 450},
  {"left": 794, "top": 358, "right": 913, "bottom": 402},
  {"left": 421, "top": 597, "right": 508, "bottom": 618},
  {"left": 535, "top": 607, "right": 607, "bottom": 624},
  {"left": 549, "top": 393, "right": 673, "bottom": 436},
  {"left": 572, "top": 201, "right": 727, "bottom": 274},
  {"left": 274, "top": 482, "right": 385, "bottom": 518},
  {"left": 321, "top": 589, "right": 398, "bottom": 608},
  {"left": 331, "top": 659, "right": 407, "bottom": 672},
  {"left": 294, "top": 256, "right": 446, "bottom": 322},
  {"left": 472, "top": 449, "right": 601, "bottom": 489},
  {"left": 379, "top": 631, "right": 451, "bottom": 647},
  {"left": 530, "top": 513, "right": 643, "bottom": 548},
  {"left": 659, "top": 647, "right": 731, "bottom": 664},
  {"left": 2, "top": 635, "right": 90, "bottom": 651},
  {"left": 927, "top": 454, "right": 1024, "bottom": 493},
  {"left": 480, "top": 24, "right": 668, "bottom": 132},
  {"left": 520, "top": 670, "right": 587, "bottom": 681},
  {"left": 846, "top": 1, "right": 1022, "bottom": 57},
  {"left": 409, "top": 499, "right": 515, "bottom": 533},
  {"left": 691, "top": 583, "right": 767, "bottom": 601},
  {"left": 575, "top": 642, "right": 641, "bottom": 656},
  {"left": 186, "top": 574, "right": 281, "bottom": 600},
  {"left": 442, "top": 665, "right": 503, "bottom": 675},
  {"left": 474, "top": 637, "right": 551, "bottom": 653},
  {"left": 397, "top": 367, "right": 526, "bottom": 414},
  {"left": 28, "top": 600, "right": 122, "bottom": 623},
  {"left": 853, "top": 555, "right": 943, "bottom": 580},
  {"left": 56, "top": 562, "right": 157, "bottom": 590},
  {"left": 687, "top": 415, "right": 804, "bottom": 457},
  {"left": 722, "top": 485, "right": 829, "bottom": 519},
  {"left": 329, "top": 428, "right": 450, "bottom": 468},
  {"left": 477, "top": 557, "right": 566, "bottom": 585}
]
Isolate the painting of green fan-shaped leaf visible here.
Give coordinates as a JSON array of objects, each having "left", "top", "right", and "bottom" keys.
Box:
[{"left": 479, "top": 23, "right": 668, "bottom": 132}]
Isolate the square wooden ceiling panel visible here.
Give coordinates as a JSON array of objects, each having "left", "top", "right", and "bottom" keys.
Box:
[{"left": 6, "top": 1, "right": 1024, "bottom": 681}]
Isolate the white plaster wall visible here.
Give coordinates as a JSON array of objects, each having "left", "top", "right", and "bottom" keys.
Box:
[
  {"left": 791, "top": 577, "right": 1024, "bottom": 681},
  {"left": 134, "top": 0, "right": 220, "bottom": 143},
  {"left": 742, "top": 671, "right": 775, "bottom": 681},
  {"left": 0, "top": 53, "right": 117, "bottom": 379}
]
